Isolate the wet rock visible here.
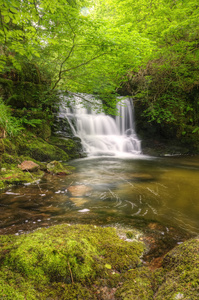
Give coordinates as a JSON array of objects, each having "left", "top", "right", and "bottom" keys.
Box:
[
  {"left": 47, "top": 160, "right": 72, "bottom": 175},
  {"left": 70, "top": 197, "right": 89, "bottom": 207},
  {"left": 18, "top": 160, "right": 39, "bottom": 172},
  {"left": 68, "top": 185, "right": 92, "bottom": 197}
]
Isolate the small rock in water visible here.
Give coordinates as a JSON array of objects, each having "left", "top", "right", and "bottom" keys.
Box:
[
  {"left": 70, "top": 197, "right": 88, "bottom": 207},
  {"left": 68, "top": 185, "right": 92, "bottom": 197},
  {"left": 78, "top": 209, "right": 90, "bottom": 213}
]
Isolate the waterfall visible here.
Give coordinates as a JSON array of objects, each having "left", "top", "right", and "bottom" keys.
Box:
[{"left": 58, "top": 93, "right": 141, "bottom": 156}]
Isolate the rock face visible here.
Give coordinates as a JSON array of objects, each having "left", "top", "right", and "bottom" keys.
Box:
[{"left": 18, "top": 160, "right": 39, "bottom": 172}]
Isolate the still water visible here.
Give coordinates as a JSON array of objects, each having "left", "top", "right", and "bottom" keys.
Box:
[{"left": 0, "top": 155, "right": 199, "bottom": 240}]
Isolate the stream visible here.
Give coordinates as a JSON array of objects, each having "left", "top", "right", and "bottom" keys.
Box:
[{"left": 1, "top": 155, "right": 199, "bottom": 241}]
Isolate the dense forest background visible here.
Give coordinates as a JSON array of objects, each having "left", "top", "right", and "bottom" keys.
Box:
[{"left": 0, "top": 0, "right": 199, "bottom": 151}]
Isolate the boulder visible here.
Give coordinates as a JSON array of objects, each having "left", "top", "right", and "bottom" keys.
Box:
[
  {"left": 18, "top": 160, "right": 39, "bottom": 172},
  {"left": 47, "top": 160, "right": 72, "bottom": 175}
]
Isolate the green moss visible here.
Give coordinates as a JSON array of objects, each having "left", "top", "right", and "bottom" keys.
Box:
[
  {"left": 49, "top": 136, "right": 82, "bottom": 159},
  {"left": 0, "top": 138, "right": 17, "bottom": 155},
  {"left": 0, "top": 224, "right": 145, "bottom": 299},
  {"left": 115, "top": 267, "right": 154, "bottom": 299},
  {"left": 1, "top": 152, "right": 19, "bottom": 164},
  {"left": 47, "top": 160, "right": 74, "bottom": 175},
  {"left": 0, "top": 225, "right": 198, "bottom": 299},
  {"left": 126, "top": 231, "right": 134, "bottom": 239},
  {"left": 15, "top": 134, "right": 69, "bottom": 162},
  {"left": 155, "top": 238, "right": 199, "bottom": 300},
  {"left": 0, "top": 163, "right": 44, "bottom": 189}
]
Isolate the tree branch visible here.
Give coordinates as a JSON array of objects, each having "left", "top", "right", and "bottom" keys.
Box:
[
  {"left": 51, "top": 43, "right": 76, "bottom": 91},
  {"left": 61, "top": 52, "right": 108, "bottom": 74}
]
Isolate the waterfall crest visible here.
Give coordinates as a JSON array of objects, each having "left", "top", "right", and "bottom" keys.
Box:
[{"left": 58, "top": 94, "right": 141, "bottom": 156}]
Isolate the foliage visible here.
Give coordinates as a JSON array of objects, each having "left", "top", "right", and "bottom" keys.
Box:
[
  {"left": 0, "top": 0, "right": 199, "bottom": 144},
  {"left": 0, "top": 98, "right": 23, "bottom": 137}
]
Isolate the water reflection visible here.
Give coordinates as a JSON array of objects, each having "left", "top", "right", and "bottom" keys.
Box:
[{"left": 0, "top": 155, "right": 199, "bottom": 238}]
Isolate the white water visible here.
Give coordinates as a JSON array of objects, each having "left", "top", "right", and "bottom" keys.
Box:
[{"left": 58, "top": 94, "right": 141, "bottom": 156}]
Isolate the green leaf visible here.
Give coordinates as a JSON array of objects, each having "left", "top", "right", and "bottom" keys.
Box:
[{"left": 105, "top": 264, "right": 112, "bottom": 269}]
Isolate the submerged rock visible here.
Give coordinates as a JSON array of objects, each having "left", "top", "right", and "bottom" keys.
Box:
[{"left": 68, "top": 185, "right": 92, "bottom": 197}]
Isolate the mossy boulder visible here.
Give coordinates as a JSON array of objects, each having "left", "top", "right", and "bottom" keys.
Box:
[
  {"left": 0, "top": 224, "right": 144, "bottom": 299},
  {"left": 15, "top": 134, "right": 69, "bottom": 162},
  {"left": 0, "top": 134, "right": 70, "bottom": 163},
  {"left": 49, "top": 136, "right": 83, "bottom": 159},
  {"left": 0, "top": 165, "right": 44, "bottom": 189},
  {"left": 115, "top": 267, "right": 154, "bottom": 299},
  {"left": 0, "top": 224, "right": 198, "bottom": 299},
  {"left": 47, "top": 160, "right": 74, "bottom": 175},
  {"left": 154, "top": 238, "right": 199, "bottom": 300}
]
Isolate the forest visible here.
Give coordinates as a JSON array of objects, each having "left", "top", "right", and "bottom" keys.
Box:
[
  {"left": 0, "top": 0, "right": 199, "bottom": 150},
  {"left": 1, "top": 1, "right": 199, "bottom": 299}
]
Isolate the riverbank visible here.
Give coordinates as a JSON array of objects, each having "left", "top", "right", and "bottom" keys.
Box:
[
  {"left": 0, "top": 132, "right": 83, "bottom": 190},
  {"left": 0, "top": 223, "right": 198, "bottom": 299}
]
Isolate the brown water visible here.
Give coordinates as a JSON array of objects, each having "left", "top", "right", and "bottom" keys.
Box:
[{"left": 0, "top": 155, "right": 199, "bottom": 243}]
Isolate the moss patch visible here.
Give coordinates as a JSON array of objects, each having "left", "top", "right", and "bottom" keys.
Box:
[
  {"left": 154, "top": 238, "right": 199, "bottom": 300},
  {"left": 15, "top": 135, "right": 69, "bottom": 162},
  {"left": 47, "top": 160, "right": 74, "bottom": 175},
  {"left": 0, "top": 225, "right": 198, "bottom": 299},
  {"left": 0, "top": 165, "right": 44, "bottom": 189},
  {"left": 49, "top": 136, "right": 83, "bottom": 159},
  {"left": 0, "top": 224, "right": 144, "bottom": 299}
]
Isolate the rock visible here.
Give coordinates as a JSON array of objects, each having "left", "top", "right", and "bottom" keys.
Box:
[
  {"left": 47, "top": 160, "right": 72, "bottom": 175},
  {"left": 18, "top": 160, "right": 39, "bottom": 172},
  {"left": 70, "top": 197, "right": 89, "bottom": 207},
  {"left": 68, "top": 185, "right": 92, "bottom": 197}
]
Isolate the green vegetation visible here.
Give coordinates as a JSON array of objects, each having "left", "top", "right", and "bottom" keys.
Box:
[
  {"left": 0, "top": 0, "right": 199, "bottom": 185},
  {"left": 0, "top": 224, "right": 198, "bottom": 299},
  {"left": 0, "top": 132, "right": 80, "bottom": 189},
  {"left": 0, "top": 0, "right": 199, "bottom": 150},
  {"left": 0, "top": 224, "right": 144, "bottom": 299}
]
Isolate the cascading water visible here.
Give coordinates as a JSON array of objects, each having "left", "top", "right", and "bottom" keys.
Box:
[{"left": 58, "top": 93, "right": 141, "bottom": 156}]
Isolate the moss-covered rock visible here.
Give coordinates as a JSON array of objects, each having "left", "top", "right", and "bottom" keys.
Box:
[
  {"left": 47, "top": 160, "right": 74, "bottom": 175},
  {"left": 115, "top": 267, "right": 154, "bottom": 299},
  {"left": 0, "top": 224, "right": 144, "bottom": 299},
  {"left": 0, "top": 224, "right": 198, "bottom": 299},
  {"left": 0, "top": 133, "right": 70, "bottom": 163},
  {"left": 0, "top": 165, "right": 44, "bottom": 188},
  {"left": 49, "top": 136, "right": 83, "bottom": 159},
  {"left": 155, "top": 238, "right": 199, "bottom": 300},
  {"left": 15, "top": 135, "right": 69, "bottom": 162}
]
